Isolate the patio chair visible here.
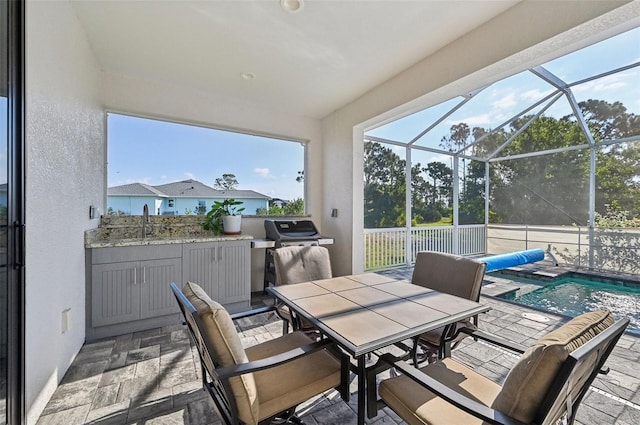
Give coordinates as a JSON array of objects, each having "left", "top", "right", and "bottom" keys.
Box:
[
  {"left": 410, "top": 251, "right": 486, "bottom": 363},
  {"left": 273, "top": 245, "right": 332, "bottom": 333},
  {"left": 371, "top": 309, "right": 628, "bottom": 425},
  {"left": 170, "top": 281, "right": 350, "bottom": 425}
]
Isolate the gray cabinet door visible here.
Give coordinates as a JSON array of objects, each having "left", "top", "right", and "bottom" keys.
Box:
[
  {"left": 139, "top": 258, "right": 183, "bottom": 319},
  {"left": 91, "top": 261, "right": 140, "bottom": 327},
  {"left": 217, "top": 240, "right": 250, "bottom": 305},
  {"left": 182, "top": 242, "right": 219, "bottom": 301}
]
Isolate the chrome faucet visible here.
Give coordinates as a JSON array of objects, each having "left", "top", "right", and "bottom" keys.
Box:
[{"left": 142, "top": 204, "right": 151, "bottom": 238}]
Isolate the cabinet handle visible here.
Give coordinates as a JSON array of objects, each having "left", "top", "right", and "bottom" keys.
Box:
[
  {"left": 134, "top": 267, "right": 137, "bottom": 285},
  {"left": 219, "top": 247, "right": 224, "bottom": 261},
  {"left": 143, "top": 266, "right": 146, "bottom": 284}
]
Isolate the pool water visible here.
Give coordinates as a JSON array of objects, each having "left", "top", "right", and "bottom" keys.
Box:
[{"left": 500, "top": 277, "right": 640, "bottom": 333}]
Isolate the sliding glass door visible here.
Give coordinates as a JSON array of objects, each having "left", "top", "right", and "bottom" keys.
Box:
[{"left": 0, "top": 0, "right": 25, "bottom": 423}]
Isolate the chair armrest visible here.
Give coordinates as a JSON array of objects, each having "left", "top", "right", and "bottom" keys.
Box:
[
  {"left": 216, "top": 338, "right": 335, "bottom": 379},
  {"left": 381, "top": 354, "right": 527, "bottom": 425},
  {"left": 457, "top": 328, "right": 527, "bottom": 354},
  {"left": 229, "top": 305, "right": 277, "bottom": 320}
]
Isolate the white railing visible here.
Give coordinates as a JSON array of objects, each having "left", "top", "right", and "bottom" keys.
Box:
[
  {"left": 364, "top": 225, "right": 486, "bottom": 271},
  {"left": 364, "top": 227, "right": 407, "bottom": 270},
  {"left": 487, "top": 224, "right": 640, "bottom": 275},
  {"left": 365, "top": 224, "right": 640, "bottom": 274}
]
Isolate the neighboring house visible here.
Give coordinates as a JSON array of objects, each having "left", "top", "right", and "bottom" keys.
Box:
[
  {"left": 0, "top": 183, "right": 6, "bottom": 210},
  {"left": 108, "top": 179, "right": 270, "bottom": 215},
  {"left": 270, "top": 198, "right": 288, "bottom": 208}
]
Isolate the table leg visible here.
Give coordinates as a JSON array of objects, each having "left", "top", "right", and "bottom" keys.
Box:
[{"left": 357, "top": 355, "right": 366, "bottom": 425}]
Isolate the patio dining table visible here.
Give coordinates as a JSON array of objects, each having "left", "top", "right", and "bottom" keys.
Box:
[{"left": 267, "top": 273, "right": 491, "bottom": 425}]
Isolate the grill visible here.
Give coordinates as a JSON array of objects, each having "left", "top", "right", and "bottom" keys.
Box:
[
  {"left": 261, "top": 219, "right": 334, "bottom": 291},
  {"left": 264, "top": 219, "right": 321, "bottom": 246}
]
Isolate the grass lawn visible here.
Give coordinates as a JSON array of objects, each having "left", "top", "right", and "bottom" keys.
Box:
[{"left": 416, "top": 217, "right": 453, "bottom": 227}]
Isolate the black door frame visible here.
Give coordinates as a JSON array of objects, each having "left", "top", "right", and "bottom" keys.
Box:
[{"left": 6, "top": 0, "right": 25, "bottom": 423}]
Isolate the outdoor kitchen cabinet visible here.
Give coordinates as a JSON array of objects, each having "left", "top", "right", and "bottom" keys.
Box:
[
  {"left": 181, "top": 239, "right": 251, "bottom": 313},
  {"left": 86, "top": 239, "right": 250, "bottom": 341},
  {"left": 86, "top": 244, "right": 183, "bottom": 340}
]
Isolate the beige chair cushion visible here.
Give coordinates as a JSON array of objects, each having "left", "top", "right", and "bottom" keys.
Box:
[
  {"left": 379, "top": 358, "right": 502, "bottom": 425},
  {"left": 492, "top": 309, "right": 615, "bottom": 423},
  {"left": 246, "top": 331, "right": 342, "bottom": 421},
  {"left": 413, "top": 252, "right": 485, "bottom": 351},
  {"left": 274, "top": 246, "right": 332, "bottom": 330},
  {"left": 419, "top": 318, "right": 477, "bottom": 347},
  {"left": 412, "top": 251, "right": 485, "bottom": 301},
  {"left": 182, "top": 282, "right": 260, "bottom": 425},
  {"left": 273, "top": 245, "right": 332, "bottom": 285}
]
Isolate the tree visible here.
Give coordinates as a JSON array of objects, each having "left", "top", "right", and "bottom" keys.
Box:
[
  {"left": 424, "top": 161, "right": 452, "bottom": 212},
  {"left": 214, "top": 173, "right": 239, "bottom": 190},
  {"left": 283, "top": 198, "right": 305, "bottom": 215},
  {"left": 256, "top": 198, "right": 304, "bottom": 216},
  {"left": 410, "top": 162, "right": 436, "bottom": 224},
  {"left": 572, "top": 100, "right": 640, "bottom": 217},
  {"left": 440, "top": 123, "right": 471, "bottom": 153},
  {"left": 364, "top": 99, "right": 640, "bottom": 229},
  {"left": 578, "top": 99, "right": 640, "bottom": 141},
  {"left": 441, "top": 123, "right": 473, "bottom": 195},
  {"left": 491, "top": 116, "right": 590, "bottom": 225},
  {"left": 459, "top": 160, "right": 487, "bottom": 224},
  {"left": 364, "top": 141, "right": 406, "bottom": 228}
]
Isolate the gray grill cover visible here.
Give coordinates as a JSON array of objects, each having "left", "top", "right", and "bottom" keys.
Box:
[{"left": 264, "top": 220, "right": 320, "bottom": 241}]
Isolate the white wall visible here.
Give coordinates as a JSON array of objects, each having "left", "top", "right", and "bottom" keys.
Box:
[
  {"left": 25, "top": 1, "right": 104, "bottom": 423},
  {"left": 321, "top": 0, "right": 640, "bottom": 276}
]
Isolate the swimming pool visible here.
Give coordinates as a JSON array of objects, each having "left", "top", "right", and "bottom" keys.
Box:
[{"left": 496, "top": 274, "right": 640, "bottom": 334}]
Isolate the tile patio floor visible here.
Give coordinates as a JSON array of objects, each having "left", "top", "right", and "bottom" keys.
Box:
[{"left": 37, "top": 268, "right": 640, "bottom": 425}]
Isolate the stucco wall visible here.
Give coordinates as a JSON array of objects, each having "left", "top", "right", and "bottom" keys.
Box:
[
  {"left": 321, "top": 0, "right": 640, "bottom": 277},
  {"left": 25, "top": 1, "right": 104, "bottom": 422}
]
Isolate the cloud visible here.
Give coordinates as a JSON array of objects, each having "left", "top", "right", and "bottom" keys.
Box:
[
  {"left": 520, "top": 88, "right": 554, "bottom": 101},
  {"left": 453, "top": 113, "right": 507, "bottom": 127},
  {"left": 184, "top": 172, "right": 196, "bottom": 180},
  {"left": 492, "top": 93, "right": 517, "bottom": 110},
  {"left": 572, "top": 72, "right": 632, "bottom": 94},
  {"left": 254, "top": 167, "right": 273, "bottom": 178},
  {"left": 457, "top": 113, "right": 492, "bottom": 126}
]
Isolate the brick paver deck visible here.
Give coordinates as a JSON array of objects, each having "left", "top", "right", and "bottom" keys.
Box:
[{"left": 36, "top": 269, "right": 640, "bottom": 425}]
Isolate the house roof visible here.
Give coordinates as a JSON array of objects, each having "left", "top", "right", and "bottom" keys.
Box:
[
  {"left": 153, "top": 180, "right": 221, "bottom": 197},
  {"left": 107, "top": 183, "right": 167, "bottom": 197},
  {"left": 215, "top": 189, "right": 272, "bottom": 200},
  {"left": 109, "top": 179, "right": 270, "bottom": 200}
]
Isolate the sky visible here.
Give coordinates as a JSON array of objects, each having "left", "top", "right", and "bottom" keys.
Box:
[
  {"left": 108, "top": 116, "right": 306, "bottom": 201},
  {"left": 108, "top": 27, "right": 639, "bottom": 199},
  {"left": 367, "top": 26, "right": 640, "bottom": 157}
]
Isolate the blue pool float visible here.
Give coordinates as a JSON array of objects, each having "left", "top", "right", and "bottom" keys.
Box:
[{"left": 480, "top": 249, "right": 545, "bottom": 272}]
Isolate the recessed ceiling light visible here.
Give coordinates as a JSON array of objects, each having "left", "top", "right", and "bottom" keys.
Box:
[
  {"left": 280, "top": 0, "right": 304, "bottom": 13},
  {"left": 240, "top": 72, "right": 256, "bottom": 80}
]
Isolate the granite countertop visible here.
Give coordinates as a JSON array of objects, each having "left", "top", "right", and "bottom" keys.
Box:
[
  {"left": 85, "top": 215, "right": 254, "bottom": 248},
  {"left": 86, "top": 234, "right": 254, "bottom": 249}
]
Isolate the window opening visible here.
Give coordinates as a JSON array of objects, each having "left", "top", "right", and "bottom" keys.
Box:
[{"left": 107, "top": 113, "right": 306, "bottom": 216}]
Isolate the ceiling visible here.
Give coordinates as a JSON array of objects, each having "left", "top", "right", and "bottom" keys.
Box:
[{"left": 70, "top": 0, "right": 520, "bottom": 119}]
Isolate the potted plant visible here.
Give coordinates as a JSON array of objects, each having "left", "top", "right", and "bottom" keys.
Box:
[{"left": 202, "top": 199, "right": 245, "bottom": 235}]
